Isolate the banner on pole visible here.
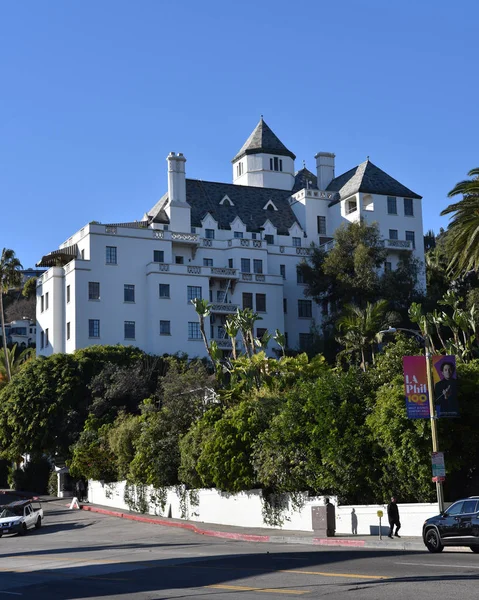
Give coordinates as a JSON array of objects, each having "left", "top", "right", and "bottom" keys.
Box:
[
  {"left": 431, "top": 451, "right": 446, "bottom": 480},
  {"left": 432, "top": 355, "right": 459, "bottom": 418},
  {"left": 403, "top": 356, "right": 430, "bottom": 419}
]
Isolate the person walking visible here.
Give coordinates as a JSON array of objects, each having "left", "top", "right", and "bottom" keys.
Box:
[{"left": 387, "top": 496, "right": 401, "bottom": 538}]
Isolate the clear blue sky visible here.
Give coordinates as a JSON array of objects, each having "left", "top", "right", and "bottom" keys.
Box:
[{"left": 1, "top": 0, "right": 478, "bottom": 269}]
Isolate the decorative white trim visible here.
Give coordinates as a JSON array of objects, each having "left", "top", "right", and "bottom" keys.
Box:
[
  {"left": 263, "top": 199, "right": 278, "bottom": 211},
  {"left": 220, "top": 195, "right": 234, "bottom": 206}
]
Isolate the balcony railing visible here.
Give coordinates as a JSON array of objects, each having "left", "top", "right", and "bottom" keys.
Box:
[
  {"left": 210, "top": 303, "right": 239, "bottom": 314},
  {"left": 383, "top": 239, "right": 413, "bottom": 250}
]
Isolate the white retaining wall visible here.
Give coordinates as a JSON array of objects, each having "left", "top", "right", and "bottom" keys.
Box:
[{"left": 88, "top": 480, "right": 439, "bottom": 537}]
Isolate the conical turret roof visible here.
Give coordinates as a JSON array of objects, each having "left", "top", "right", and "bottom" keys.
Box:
[{"left": 232, "top": 118, "right": 296, "bottom": 163}]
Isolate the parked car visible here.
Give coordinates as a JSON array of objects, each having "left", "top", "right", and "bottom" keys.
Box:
[
  {"left": 423, "top": 496, "right": 479, "bottom": 553},
  {"left": 0, "top": 499, "right": 43, "bottom": 537}
]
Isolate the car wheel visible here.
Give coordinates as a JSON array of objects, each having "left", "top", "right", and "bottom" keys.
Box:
[
  {"left": 470, "top": 546, "right": 479, "bottom": 553},
  {"left": 424, "top": 529, "right": 444, "bottom": 553},
  {"left": 35, "top": 517, "right": 42, "bottom": 529},
  {"left": 19, "top": 523, "right": 27, "bottom": 536}
]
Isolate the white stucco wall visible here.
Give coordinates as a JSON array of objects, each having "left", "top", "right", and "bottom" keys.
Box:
[{"left": 87, "top": 480, "right": 439, "bottom": 536}]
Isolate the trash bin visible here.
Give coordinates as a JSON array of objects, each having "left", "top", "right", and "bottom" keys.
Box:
[{"left": 312, "top": 500, "right": 336, "bottom": 537}]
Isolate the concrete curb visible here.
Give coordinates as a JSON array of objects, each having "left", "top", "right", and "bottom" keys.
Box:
[
  {"left": 80, "top": 505, "right": 429, "bottom": 549},
  {"left": 81, "top": 505, "right": 271, "bottom": 543}
]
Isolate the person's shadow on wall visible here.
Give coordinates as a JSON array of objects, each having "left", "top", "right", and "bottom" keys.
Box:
[{"left": 351, "top": 508, "right": 358, "bottom": 535}]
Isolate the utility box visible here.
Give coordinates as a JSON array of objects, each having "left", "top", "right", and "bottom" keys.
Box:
[{"left": 312, "top": 503, "right": 336, "bottom": 537}]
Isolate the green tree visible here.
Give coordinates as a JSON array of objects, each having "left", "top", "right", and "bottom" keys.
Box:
[
  {"left": 191, "top": 298, "right": 217, "bottom": 371},
  {"left": 336, "top": 300, "right": 399, "bottom": 370},
  {"left": 441, "top": 168, "right": 479, "bottom": 276},
  {"left": 0, "top": 249, "right": 23, "bottom": 381},
  {"left": 22, "top": 277, "right": 37, "bottom": 300},
  {"left": 0, "top": 344, "right": 34, "bottom": 389}
]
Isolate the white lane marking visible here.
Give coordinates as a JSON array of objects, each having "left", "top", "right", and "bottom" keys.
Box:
[
  {"left": 0, "top": 592, "right": 23, "bottom": 596},
  {"left": 398, "top": 561, "right": 479, "bottom": 569}
]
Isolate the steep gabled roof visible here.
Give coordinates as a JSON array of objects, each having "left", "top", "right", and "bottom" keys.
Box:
[
  {"left": 292, "top": 167, "right": 318, "bottom": 192},
  {"left": 185, "top": 179, "right": 301, "bottom": 235},
  {"left": 326, "top": 159, "right": 422, "bottom": 204},
  {"left": 232, "top": 117, "right": 296, "bottom": 163}
]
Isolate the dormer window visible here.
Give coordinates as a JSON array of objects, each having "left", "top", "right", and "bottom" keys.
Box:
[
  {"left": 269, "top": 157, "right": 283, "bottom": 172},
  {"left": 205, "top": 229, "right": 215, "bottom": 239},
  {"left": 263, "top": 199, "right": 278, "bottom": 211},
  {"left": 220, "top": 195, "right": 234, "bottom": 206},
  {"left": 346, "top": 199, "right": 357, "bottom": 214},
  {"left": 236, "top": 162, "right": 243, "bottom": 177}
]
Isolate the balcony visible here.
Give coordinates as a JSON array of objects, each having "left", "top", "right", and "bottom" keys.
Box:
[
  {"left": 210, "top": 303, "right": 239, "bottom": 314},
  {"left": 210, "top": 267, "right": 238, "bottom": 279},
  {"left": 383, "top": 239, "right": 413, "bottom": 251},
  {"left": 211, "top": 338, "right": 233, "bottom": 349}
]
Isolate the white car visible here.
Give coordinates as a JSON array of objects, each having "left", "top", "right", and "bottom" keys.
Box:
[{"left": 0, "top": 500, "right": 44, "bottom": 536}]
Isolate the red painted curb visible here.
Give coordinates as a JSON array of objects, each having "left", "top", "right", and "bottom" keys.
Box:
[
  {"left": 81, "top": 505, "right": 271, "bottom": 543},
  {"left": 314, "top": 538, "right": 365, "bottom": 547}
]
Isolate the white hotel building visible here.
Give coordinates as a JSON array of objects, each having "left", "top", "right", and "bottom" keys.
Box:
[{"left": 36, "top": 119, "right": 424, "bottom": 358}]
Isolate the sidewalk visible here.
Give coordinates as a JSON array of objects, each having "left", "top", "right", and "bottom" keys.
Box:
[{"left": 78, "top": 501, "right": 427, "bottom": 551}]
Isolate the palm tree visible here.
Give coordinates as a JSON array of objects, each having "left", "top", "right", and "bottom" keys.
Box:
[
  {"left": 190, "top": 298, "right": 216, "bottom": 372},
  {"left": 224, "top": 316, "right": 239, "bottom": 360},
  {"left": 0, "top": 249, "right": 23, "bottom": 382},
  {"left": 0, "top": 344, "right": 34, "bottom": 389},
  {"left": 336, "top": 300, "right": 398, "bottom": 371},
  {"left": 441, "top": 168, "right": 479, "bottom": 275}
]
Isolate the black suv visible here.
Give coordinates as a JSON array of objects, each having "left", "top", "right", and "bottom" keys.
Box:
[{"left": 423, "top": 497, "right": 479, "bottom": 553}]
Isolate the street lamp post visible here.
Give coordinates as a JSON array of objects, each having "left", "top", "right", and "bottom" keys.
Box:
[{"left": 379, "top": 327, "right": 445, "bottom": 513}]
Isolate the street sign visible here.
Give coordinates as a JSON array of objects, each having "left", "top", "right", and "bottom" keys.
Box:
[
  {"left": 432, "top": 452, "right": 446, "bottom": 479},
  {"left": 432, "top": 476, "right": 446, "bottom": 483},
  {"left": 377, "top": 510, "right": 383, "bottom": 518}
]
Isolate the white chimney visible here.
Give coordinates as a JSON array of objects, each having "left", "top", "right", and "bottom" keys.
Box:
[
  {"left": 315, "top": 152, "right": 335, "bottom": 190},
  {"left": 167, "top": 152, "right": 187, "bottom": 203}
]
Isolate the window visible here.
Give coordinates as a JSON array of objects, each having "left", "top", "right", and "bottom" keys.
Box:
[
  {"left": 188, "top": 322, "right": 201, "bottom": 339},
  {"left": 269, "top": 156, "right": 282, "bottom": 172},
  {"left": 404, "top": 198, "right": 414, "bottom": 216},
  {"left": 462, "top": 500, "right": 478, "bottom": 514},
  {"left": 106, "top": 246, "right": 117, "bottom": 264},
  {"left": 234, "top": 231, "right": 243, "bottom": 239},
  {"left": 280, "top": 264, "right": 286, "bottom": 279},
  {"left": 228, "top": 258, "right": 233, "bottom": 268},
  {"left": 205, "top": 229, "right": 215, "bottom": 239},
  {"left": 243, "top": 292, "right": 253, "bottom": 309},
  {"left": 299, "top": 333, "right": 313, "bottom": 351},
  {"left": 67, "top": 322, "right": 70, "bottom": 340},
  {"left": 292, "top": 237, "right": 301, "bottom": 247},
  {"left": 252, "top": 233, "right": 257, "bottom": 240},
  {"left": 89, "top": 282, "right": 100, "bottom": 300},
  {"left": 81, "top": 249, "right": 85, "bottom": 259},
  {"left": 256, "top": 293, "right": 266, "bottom": 312},
  {"left": 446, "top": 501, "right": 464, "bottom": 516},
  {"left": 41, "top": 295, "right": 44, "bottom": 312},
  {"left": 89, "top": 319, "right": 100, "bottom": 338},
  {"left": 264, "top": 234, "right": 274, "bottom": 245},
  {"left": 163, "top": 225, "right": 169, "bottom": 231},
  {"left": 160, "top": 320, "right": 171, "bottom": 335},
  {"left": 241, "top": 258, "right": 251, "bottom": 273},
  {"left": 283, "top": 298, "right": 287, "bottom": 313},
  {"left": 154, "top": 250, "right": 164, "bottom": 263},
  {"left": 217, "top": 290, "right": 226, "bottom": 302},
  {"left": 405, "top": 230, "right": 416, "bottom": 248},
  {"left": 237, "top": 162, "right": 243, "bottom": 177},
  {"left": 253, "top": 259, "right": 263, "bottom": 274},
  {"left": 40, "top": 331, "right": 44, "bottom": 348},
  {"left": 124, "top": 284, "right": 135, "bottom": 302},
  {"left": 346, "top": 199, "right": 357, "bottom": 214},
  {"left": 257, "top": 328, "right": 267, "bottom": 339},
  {"left": 389, "top": 229, "right": 398, "bottom": 240},
  {"left": 203, "top": 258, "right": 213, "bottom": 267},
  {"left": 124, "top": 321, "right": 135, "bottom": 339},
  {"left": 67, "top": 285, "right": 70, "bottom": 303},
  {"left": 45, "top": 292, "right": 49, "bottom": 310},
  {"left": 387, "top": 196, "right": 397, "bottom": 215},
  {"left": 159, "top": 284, "right": 170, "bottom": 298},
  {"left": 191, "top": 227, "right": 197, "bottom": 234},
  {"left": 297, "top": 268, "right": 304, "bottom": 284},
  {"left": 175, "top": 256, "right": 184, "bottom": 265},
  {"left": 187, "top": 286, "right": 202, "bottom": 302},
  {"left": 385, "top": 261, "right": 392, "bottom": 272},
  {"left": 298, "top": 299, "right": 312, "bottom": 318},
  {"left": 317, "top": 216, "right": 326, "bottom": 235}
]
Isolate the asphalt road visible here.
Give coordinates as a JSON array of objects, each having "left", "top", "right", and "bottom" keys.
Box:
[{"left": 0, "top": 500, "right": 478, "bottom": 599}]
